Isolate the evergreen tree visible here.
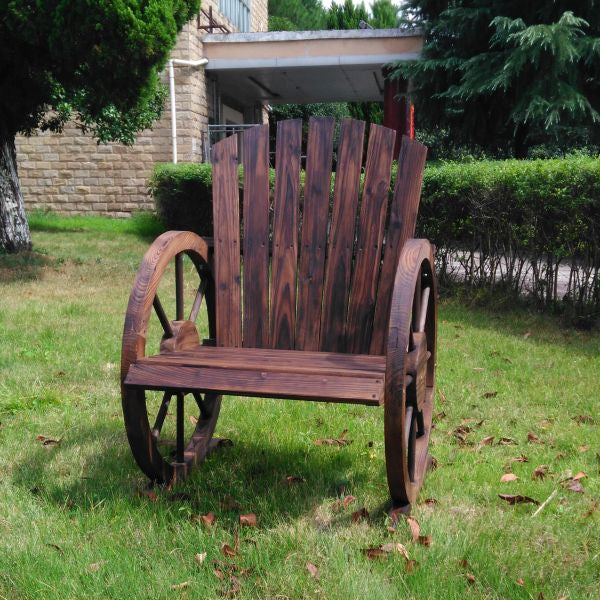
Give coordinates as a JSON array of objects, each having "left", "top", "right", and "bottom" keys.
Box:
[
  {"left": 268, "top": 0, "right": 327, "bottom": 31},
  {"left": 394, "top": 1, "right": 600, "bottom": 157},
  {"left": 0, "top": 0, "right": 197, "bottom": 253}
]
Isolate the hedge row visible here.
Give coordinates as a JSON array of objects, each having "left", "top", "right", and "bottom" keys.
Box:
[{"left": 149, "top": 156, "right": 600, "bottom": 320}]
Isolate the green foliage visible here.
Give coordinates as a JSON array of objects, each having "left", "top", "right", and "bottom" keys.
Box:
[
  {"left": 326, "top": 0, "right": 369, "bottom": 29},
  {"left": 394, "top": 2, "right": 600, "bottom": 157},
  {"left": 0, "top": 0, "right": 198, "bottom": 142},
  {"left": 268, "top": 0, "right": 327, "bottom": 31}
]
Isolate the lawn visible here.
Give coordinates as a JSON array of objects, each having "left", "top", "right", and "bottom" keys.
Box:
[{"left": 0, "top": 217, "right": 598, "bottom": 600}]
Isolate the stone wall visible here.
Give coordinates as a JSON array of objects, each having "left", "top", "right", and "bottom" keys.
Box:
[{"left": 15, "top": 0, "right": 268, "bottom": 216}]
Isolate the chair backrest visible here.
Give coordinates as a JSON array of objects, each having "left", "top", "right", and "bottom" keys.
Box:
[{"left": 211, "top": 117, "right": 427, "bottom": 355}]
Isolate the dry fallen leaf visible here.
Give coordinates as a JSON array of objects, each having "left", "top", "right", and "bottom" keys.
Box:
[
  {"left": 46, "top": 543, "right": 63, "bottom": 554},
  {"left": 466, "top": 573, "right": 476, "bottom": 584},
  {"left": 405, "top": 559, "right": 418, "bottom": 572},
  {"left": 458, "top": 558, "right": 469, "bottom": 570},
  {"left": 314, "top": 430, "right": 352, "bottom": 446},
  {"left": 364, "top": 547, "right": 388, "bottom": 560},
  {"left": 213, "top": 568, "right": 225, "bottom": 580},
  {"left": 418, "top": 535, "right": 432, "bottom": 546},
  {"left": 537, "top": 593, "right": 543, "bottom": 600},
  {"left": 482, "top": 391, "right": 498, "bottom": 398},
  {"left": 170, "top": 581, "right": 190, "bottom": 590},
  {"left": 343, "top": 495, "right": 356, "bottom": 508},
  {"left": 285, "top": 475, "right": 306, "bottom": 484},
  {"left": 527, "top": 432, "right": 542, "bottom": 444},
  {"left": 572, "top": 414, "right": 594, "bottom": 424},
  {"left": 192, "top": 512, "right": 216, "bottom": 527},
  {"left": 498, "top": 437, "right": 517, "bottom": 446},
  {"left": 189, "top": 415, "right": 198, "bottom": 426},
  {"left": 194, "top": 552, "right": 207, "bottom": 565},
  {"left": 227, "top": 575, "right": 241, "bottom": 596},
  {"left": 438, "top": 389, "right": 447, "bottom": 403},
  {"left": 500, "top": 473, "right": 519, "bottom": 483},
  {"left": 352, "top": 507, "right": 369, "bottom": 523},
  {"left": 566, "top": 479, "right": 585, "bottom": 493},
  {"left": 516, "top": 578, "right": 524, "bottom": 586},
  {"left": 138, "top": 488, "right": 158, "bottom": 502},
  {"left": 583, "top": 501, "right": 598, "bottom": 518},
  {"left": 499, "top": 494, "right": 539, "bottom": 506},
  {"left": 532, "top": 465, "right": 549, "bottom": 480},
  {"left": 239, "top": 513, "right": 257, "bottom": 527},
  {"left": 381, "top": 542, "right": 410, "bottom": 559},
  {"left": 477, "top": 435, "right": 495, "bottom": 449},
  {"left": 423, "top": 498, "right": 438, "bottom": 506},
  {"left": 578, "top": 445, "right": 590, "bottom": 453},
  {"left": 306, "top": 562, "right": 319, "bottom": 579},
  {"left": 221, "top": 544, "right": 237, "bottom": 558},
  {"left": 87, "top": 562, "right": 102, "bottom": 573},
  {"left": 573, "top": 471, "right": 587, "bottom": 481},
  {"left": 523, "top": 331, "right": 531, "bottom": 339},
  {"left": 406, "top": 516, "right": 420, "bottom": 542}
]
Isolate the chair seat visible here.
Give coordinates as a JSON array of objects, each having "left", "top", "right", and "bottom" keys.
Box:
[{"left": 124, "top": 346, "right": 386, "bottom": 405}]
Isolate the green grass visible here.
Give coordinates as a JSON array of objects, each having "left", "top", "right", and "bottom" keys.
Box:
[{"left": 0, "top": 219, "right": 598, "bottom": 599}]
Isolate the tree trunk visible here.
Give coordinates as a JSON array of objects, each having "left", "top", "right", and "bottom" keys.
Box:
[{"left": 0, "top": 132, "right": 31, "bottom": 253}]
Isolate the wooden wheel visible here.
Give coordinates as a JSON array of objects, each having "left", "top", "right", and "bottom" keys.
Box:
[
  {"left": 384, "top": 239, "right": 437, "bottom": 509},
  {"left": 121, "top": 231, "right": 221, "bottom": 484}
]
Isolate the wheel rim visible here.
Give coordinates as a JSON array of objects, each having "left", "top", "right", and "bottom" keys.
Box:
[{"left": 121, "top": 232, "right": 221, "bottom": 484}]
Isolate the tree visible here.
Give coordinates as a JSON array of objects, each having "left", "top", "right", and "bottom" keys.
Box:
[
  {"left": 394, "top": 1, "right": 600, "bottom": 157},
  {"left": 0, "top": 0, "right": 198, "bottom": 253},
  {"left": 268, "top": 0, "right": 327, "bottom": 31},
  {"left": 326, "top": 0, "right": 369, "bottom": 30}
]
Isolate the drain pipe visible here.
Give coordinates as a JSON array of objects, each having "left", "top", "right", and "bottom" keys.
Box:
[{"left": 169, "top": 58, "right": 209, "bottom": 163}]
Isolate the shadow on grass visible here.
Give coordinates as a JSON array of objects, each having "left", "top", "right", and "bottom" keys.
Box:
[
  {"left": 11, "top": 421, "right": 381, "bottom": 529},
  {"left": 0, "top": 251, "right": 54, "bottom": 283}
]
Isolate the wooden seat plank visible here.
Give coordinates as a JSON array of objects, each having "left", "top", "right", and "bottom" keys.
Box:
[
  {"left": 270, "top": 119, "right": 302, "bottom": 349},
  {"left": 212, "top": 134, "right": 242, "bottom": 347},
  {"left": 319, "top": 119, "right": 365, "bottom": 352},
  {"left": 346, "top": 124, "right": 396, "bottom": 354},
  {"left": 296, "top": 117, "right": 335, "bottom": 351},
  {"left": 370, "top": 137, "right": 427, "bottom": 354},
  {"left": 242, "top": 124, "right": 270, "bottom": 348},
  {"left": 125, "top": 363, "right": 383, "bottom": 405},
  {"left": 137, "top": 345, "right": 385, "bottom": 379}
]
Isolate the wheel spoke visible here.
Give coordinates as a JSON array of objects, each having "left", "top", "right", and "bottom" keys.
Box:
[
  {"left": 176, "top": 392, "right": 184, "bottom": 463},
  {"left": 404, "top": 405, "right": 413, "bottom": 447},
  {"left": 417, "top": 286, "right": 430, "bottom": 333},
  {"left": 153, "top": 295, "right": 174, "bottom": 338},
  {"left": 188, "top": 279, "right": 207, "bottom": 322},
  {"left": 411, "top": 272, "right": 422, "bottom": 332},
  {"left": 193, "top": 391, "right": 211, "bottom": 420},
  {"left": 175, "top": 253, "right": 184, "bottom": 321},
  {"left": 152, "top": 391, "right": 172, "bottom": 438}
]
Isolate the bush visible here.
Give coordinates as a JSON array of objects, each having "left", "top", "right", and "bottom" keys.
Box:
[{"left": 149, "top": 156, "right": 600, "bottom": 324}]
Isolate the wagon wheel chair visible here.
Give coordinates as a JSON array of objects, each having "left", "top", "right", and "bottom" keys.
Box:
[{"left": 120, "top": 118, "right": 437, "bottom": 510}]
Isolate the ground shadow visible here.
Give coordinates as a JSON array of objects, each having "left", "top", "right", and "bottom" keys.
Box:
[
  {"left": 0, "top": 251, "right": 54, "bottom": 283},
  {"left": 11, "top": 420, "right": 379, "bottom": 529}
]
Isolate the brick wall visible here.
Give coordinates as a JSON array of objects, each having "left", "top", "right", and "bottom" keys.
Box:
[{"left": 16, "top": 0, "right": 268, "bottom": 216}]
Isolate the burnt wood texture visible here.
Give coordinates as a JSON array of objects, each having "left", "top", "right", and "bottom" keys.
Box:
[{"left": 121, "top": 119, "right": 436, "bottom": 510}]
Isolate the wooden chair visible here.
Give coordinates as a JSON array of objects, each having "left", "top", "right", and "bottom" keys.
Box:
[{"left": 121, "top": 118, "right": 436, "bottom": 510}]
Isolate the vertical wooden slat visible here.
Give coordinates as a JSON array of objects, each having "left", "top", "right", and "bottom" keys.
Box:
[
  {"left": 295, "top": 117, "right": 335, "bottom": 351},
  {"left": 370, "top": 136, "right": 427, "bottom": 355},
  {"left": 242, "top": 124, "right": 270, "bottom": 348},
  {"left": 319, "top": 118, "right": 365, "bottom": 352},
  {"left": 346, "top": 124, "right": 396, "bottom": 354},
  {"left": 270, "top": 119, "right": 302, "bottom": 349},
  {"left": 212, "top": 134, "right": 242, "bottom": 347}
]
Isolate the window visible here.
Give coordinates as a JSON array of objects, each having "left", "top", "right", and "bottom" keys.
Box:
[{"left": 219, "top": 0, "right": 251, "bottom": 32}]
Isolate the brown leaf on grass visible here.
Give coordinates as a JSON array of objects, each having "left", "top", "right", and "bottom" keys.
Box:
[
  {"left": 578, "top": 445, "right": 590, "bottom": 453},
  {"left": 220, "top": 496, "right": 241, "bottom": 510},
  {"left": 537, "top": 593, "right": 543, "bottom": 600},
  {"left": 572, "top": 414, "right": 594, "bottom": 424},
  {"left": 499, "top": 494, "right": 539, "bottom": 506},
  {"left": 418, "top": 535, "right": 432, "bottom": 546},
  {"left": 527, "top": 432, "right": 542, "bottom": 444},
  {"left": 477, "top": 435, "right": 495, "bottom": 449},
  {"left": 314, "top": 430, "right": 352, "bottom": 446},
  {"left": 583, "top": 501, "right": 598, "bottom": 518},
  {"left": 213, "top": 568, "right": 225, "bottom": 580},
  {"left": 352, "top": 507, "right": 369, "bottom": 523},
  {"left": 500, "top": 473, "right": 519, "bottom": 482},
  {"left": 170, "top": 581, "right": 190, "bottom": 590},
  {"left": 458, "top": 558, "right": 469, "bottom": 570},
  {"left": 364, "top": 547, "right": 388, "bottom": 560},
  {"left": 343, "top": 494, "right": 356, "bottom": 508},
  {"left": 381, "top": 542, "right": 410, "bottom": 559},
  {"left": 482, "top": 391, "right": 498, "bottom": 398},
  {"left": 138, "top": 488, "right": 158, "bottom": 502},
  {"left": 566, "top": 479, "right": 585, "bottom": 493},
  {"left": 438, "top": 389, "right": 447, "bottom": 403},
  {"left": 189, "top": 415, "right": 198, "bottom": 426},
  {"left": 434, "top": 411, "right": 447, "bottom": 420},
  {"left": 498, "top": 437, "right": 517, "bottom": 446},
  {"left": 227, "top": 575, "right": 241, "bottom": 596},
  {"left": 573, "top": 471, "right": 587, "bottom": 481},
  {"left": 364, "top": 543, "right": 410, "bottom": 561},
  {"left": 532, "top": 465, "right": 549, "bottom": 480},
  {"left": 306, "top": 562, "right": 319, "bottom": 579},
  {"left": 36, "top": 435, "right": 61, "bottom": 446},
  {"left": 194, "top": 552, "right": 207, "bottom": 565},
  {"left": 87, "top": 562, "right": 102, "bottom": 573},
  {"left": 192, "top": 512, "right": 215, "bottom": 527},
  {"left": 515, "top": 578, "right": 525, "bottom": 586},
  {"left": 466, "top": 573, "right": 476, "bottom": 585},
  {"left": 406, "top": 516, "right": 420, "bottom": 542},
  {"left": 523, "top": 331, "right": 531, "bottom": 339},
  {"left": 46, "top": 543, "right": 64, "bottom": 554},
  {"left": 221, "top": 544, "right": 237, "bottom": 558},
  {"left": 510, "top": 454, "right": 529, "bottom": 464},
  {"left": 472, "top": 367, "right": 485, "bottom": 372},
  {"left": 430, "top": 456, "right": 438, "bottom": 469},
  {"left": 239, "top": 513, "right": 257, "bottom": 527},
  {"left": 285, "top": 475, "right": 306, "bottom": 484},
  {"left": 423, "top": 498, "right": 438, "bottom": 506},
  {"left": 405, "top": 559, "right": 418, "bottom": 572}
]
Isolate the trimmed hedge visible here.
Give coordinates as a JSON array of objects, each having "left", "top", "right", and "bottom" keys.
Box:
[{"left": 149, "top": 156, "right": 600, "bottom": 320}]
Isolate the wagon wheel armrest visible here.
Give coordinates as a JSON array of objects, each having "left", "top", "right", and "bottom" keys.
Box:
[
  {"left": 385, "top": 238, "right": 435, "bottom": 388},
  {"left": 121, "top": 231, "right": 213, "bottom": 382}
]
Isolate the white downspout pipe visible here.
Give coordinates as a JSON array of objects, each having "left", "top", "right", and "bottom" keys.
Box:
[{"left": 168, "top": 58, "right": 209, "bottom": 163}]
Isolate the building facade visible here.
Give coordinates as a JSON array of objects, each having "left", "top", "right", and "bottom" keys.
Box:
[{"left": 16, "top": 0, "right": 269, "bottom": 216}]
